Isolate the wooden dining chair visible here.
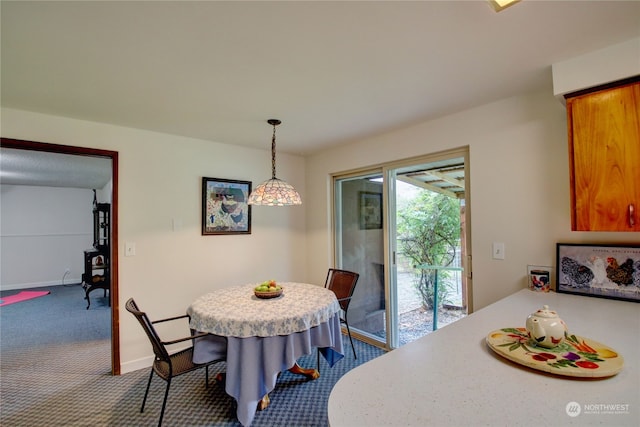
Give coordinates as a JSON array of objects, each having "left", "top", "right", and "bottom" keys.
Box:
[
  {"left": 125, "top": 298, "right": 226, "bottom": 427},
  {"left": 324, "top": 268, "right": 360, "bottom": 359}
]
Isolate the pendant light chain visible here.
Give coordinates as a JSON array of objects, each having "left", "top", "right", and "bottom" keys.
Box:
[{"left": 271, "top": 123, "right": 277, "bottom": 179}]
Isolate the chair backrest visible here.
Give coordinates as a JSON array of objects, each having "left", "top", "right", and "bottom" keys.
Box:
[
  {"left": 125, "top": 298, "right": 170, "bottom": 363},
  {"left": 325, "top": 269, "right": 359, "bottom": 311}
]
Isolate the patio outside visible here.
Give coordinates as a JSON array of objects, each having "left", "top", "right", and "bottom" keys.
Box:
[{"left": 397, "top": 262, "right": 466, "bottom": 346}]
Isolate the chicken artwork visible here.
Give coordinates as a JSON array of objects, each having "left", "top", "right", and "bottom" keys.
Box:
[
  {"left": 586, "top": 256, "right": 607, "bottom": 285},
  {"left": 561, "top": 255, "right": 640, "bottom": 290},
  {"left": 606, "top": 257, "right": 635, "bottom": 286},
  {"left": 561, "top": 257, "right": 594, "bottom": 288},
  {"left": 558, "top": 247, "right": 640, "bottom": 301}
]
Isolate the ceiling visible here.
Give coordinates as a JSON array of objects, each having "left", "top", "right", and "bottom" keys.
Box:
[
  {"left": 0, "top": 148, "right": 112, "bottom": 189},
  {"left": 1, "top": 1, "right": 639, "bottom": 188}
]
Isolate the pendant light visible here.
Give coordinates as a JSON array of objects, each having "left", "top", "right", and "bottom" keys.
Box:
[{"left": 248, "top": 119, "right": 302, "bottom": 206}]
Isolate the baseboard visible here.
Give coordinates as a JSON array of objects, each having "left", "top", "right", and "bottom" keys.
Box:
[
  {"left": 120, "top": 344, "right": 193, "bottom": 375},
  {"left": 120, "top": 355, "right": 154, "bottom": 374}
]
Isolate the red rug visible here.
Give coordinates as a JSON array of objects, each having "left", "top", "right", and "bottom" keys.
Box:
[{"left": 0, "top": 290, "right": 50, "bottom": 307}]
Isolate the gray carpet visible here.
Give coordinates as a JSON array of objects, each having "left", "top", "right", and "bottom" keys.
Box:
[{"left": 0, "top": 284, "right": 385, "bottom": 426}]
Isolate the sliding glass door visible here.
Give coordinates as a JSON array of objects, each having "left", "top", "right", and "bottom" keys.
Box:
[
  {"left": 389, "top": 156, "right": 468, "bottom": 347},
  {"left": 334, "top": 148, "right": 470, "bottom": 350},
  {"left": 333, "top": 172, "right": 387, "bottom": 344}
]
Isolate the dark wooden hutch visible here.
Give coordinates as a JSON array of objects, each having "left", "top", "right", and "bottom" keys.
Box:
[{"left": 82, "top": 199, "right": 110, "bottom": 309}]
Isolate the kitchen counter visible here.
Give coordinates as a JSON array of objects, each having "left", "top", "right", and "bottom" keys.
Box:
[{"left": 328, "top": 289, "right": 639, "bottom": 426}]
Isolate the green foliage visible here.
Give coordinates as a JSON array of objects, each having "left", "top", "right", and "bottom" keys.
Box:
[
  {"left": 410, "top": 271, "right": 455, "bottom": 311},
  {"left": 397, "top": 190, "right": 461, "bottom": 309}
]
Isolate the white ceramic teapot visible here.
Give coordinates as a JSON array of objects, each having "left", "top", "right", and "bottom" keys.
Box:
[{"left": 525, "top": 305, "right": 567, "bottom": 348}]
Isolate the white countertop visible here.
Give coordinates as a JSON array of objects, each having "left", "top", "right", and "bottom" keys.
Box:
[{"left": 329, "top": 289, "right": 640, "bottom": 426}]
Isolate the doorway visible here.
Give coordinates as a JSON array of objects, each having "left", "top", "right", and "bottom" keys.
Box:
[
  {"left": 333, "top": 148, "right": 471, "bottom": 350},
  {"left": 0, "top": 138, "right": 120, "bottom": 374}
]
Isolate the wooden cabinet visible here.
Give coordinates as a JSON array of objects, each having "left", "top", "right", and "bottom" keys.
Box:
[{"left": 565, "top": 78, "right": 640, "bottom": 231}]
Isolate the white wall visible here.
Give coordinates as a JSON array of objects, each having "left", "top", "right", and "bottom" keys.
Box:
[
  {"left": 305, "top": 88, "right": 638, "bottom": 313},
  {"left": 552, "top": 37, "right": 640, "bottom": 98},
  {"left": 0, "top": 185, "right": 94, "bottom": 289},
  {"left": 1, "top": 108, "right": 306, "bottom": 373}
]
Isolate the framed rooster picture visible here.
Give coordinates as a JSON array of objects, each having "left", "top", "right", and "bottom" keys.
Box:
[
  {"left": 202, "top": 177, "right": 252, "bottom": 235},
  {"left": 556, "top": 243, "right": 640, "bottom": 303}
]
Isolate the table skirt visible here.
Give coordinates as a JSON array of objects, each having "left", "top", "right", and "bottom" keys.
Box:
[{"left": 193, "top": 313, "right": 344, "bottom": 426}]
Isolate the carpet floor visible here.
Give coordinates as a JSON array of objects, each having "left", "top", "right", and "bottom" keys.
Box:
[
  {"left": 0, "top": 284, "right": 385, "bottom": 426},
  {"left": 0, "top": 290, "right": 51, "bottom": 307}
]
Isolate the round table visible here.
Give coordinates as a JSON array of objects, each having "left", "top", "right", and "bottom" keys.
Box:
[
  {"left": 188, "top": 282, "right": 344, "bottom": 425},
  {"left": 188, "top": 282, "right": 340, "bottom": 337}
]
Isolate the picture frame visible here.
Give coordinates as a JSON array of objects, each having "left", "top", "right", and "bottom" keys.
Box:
[
  {"left": 202, "top": 177, "right": 252, "bottom": 235},
  {"left": 359, "top": 191, "right": 382, "bottom": 230},
  {"left": 556, "top": 243, "right": 640, "bottom": 303}
]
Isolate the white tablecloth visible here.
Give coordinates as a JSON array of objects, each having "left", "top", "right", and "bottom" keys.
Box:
[{"left": 188, "top": 282, "right": 340, "bottom": 337}]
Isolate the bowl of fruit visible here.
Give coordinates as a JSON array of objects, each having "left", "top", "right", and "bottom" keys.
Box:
[{"left": 254, "top": 280, "right": 283, "bottom": 299}]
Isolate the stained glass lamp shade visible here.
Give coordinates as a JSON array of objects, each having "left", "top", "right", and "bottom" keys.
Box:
[{"left": 248, "top": 119, "right": 302, "bottom": 206}]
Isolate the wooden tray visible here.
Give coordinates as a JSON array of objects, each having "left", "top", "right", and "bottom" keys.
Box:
[{"left": 486, "top": 327, "right": 623, "bottom": 378}]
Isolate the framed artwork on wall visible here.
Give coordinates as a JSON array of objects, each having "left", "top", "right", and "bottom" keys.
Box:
[
  {"left": 556, "top": 243, "right": 640, "bottom": 303},
  {"left": 359, "top": 191, "right": 382, "bottom": 230},
  {"left": 202, "top": 177, "right": 252, "bottom": 235}
]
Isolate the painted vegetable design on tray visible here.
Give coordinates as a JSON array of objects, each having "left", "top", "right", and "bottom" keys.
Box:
[
  {"left": 486, "top": 327, "right": 623, "bottom": 378},
  {"left": 494, "top": 328, "right": 613, "bottom": 369}
]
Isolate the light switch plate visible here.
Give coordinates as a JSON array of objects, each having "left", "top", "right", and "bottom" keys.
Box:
[
  {"left": 492, "top": 242, "right": 505, "bottom": 260},
  {"left": 125, "top": 242, "right": 136, "bottom": 257}
]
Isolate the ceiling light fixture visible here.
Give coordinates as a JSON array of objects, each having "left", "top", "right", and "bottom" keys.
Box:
[
  {"left": 488, "top": 0, "right": 520, "bottom": 12},
  {"left": 248, "top": 119, "right": 302, "bottom": 206}
]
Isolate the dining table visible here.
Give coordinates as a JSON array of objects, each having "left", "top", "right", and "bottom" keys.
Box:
[{"left": 187, "top": 282, "right": 345, "bottom": 426}]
